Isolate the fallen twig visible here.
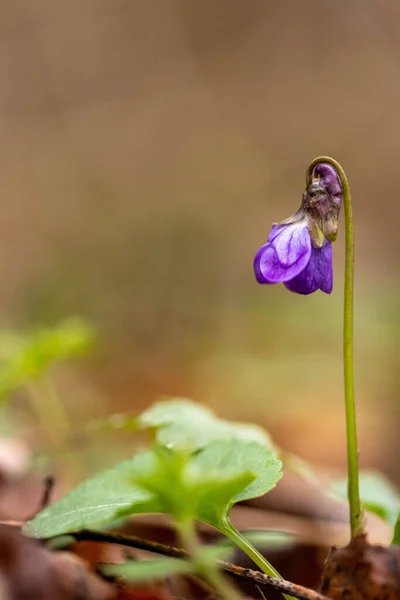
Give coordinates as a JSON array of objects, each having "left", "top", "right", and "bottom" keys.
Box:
[
  {"left": 40, "top": 475, "right": 56, "bottom": 511},
  {"left": 72, "top": 529, "right": 329, "bottom": 600},
  {"left": 26, "top": 474, "right": 56, "bottom": 522}
]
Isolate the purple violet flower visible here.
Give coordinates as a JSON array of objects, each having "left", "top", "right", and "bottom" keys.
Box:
[{"left": 254, "top": 163, "right": 342, "bottom": 295}]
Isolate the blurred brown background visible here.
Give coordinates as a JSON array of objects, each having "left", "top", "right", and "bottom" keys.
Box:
[{"left": 1, "top": 1, "right": 400, "bottom": 481}]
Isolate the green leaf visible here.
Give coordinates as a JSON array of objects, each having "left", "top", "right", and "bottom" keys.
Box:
[
  {"left": 139, "top": 398, "right": 272, "bottom": 451},
  {"left": 189, "top": 439, "right": 282, "bottom": 528},
  {"left": 118, "top": 445, "right": 256, "bottom": 523},
  {"left": 102, "top": 557, "right": 194, "bottom": 582},
  {"left": 23, "top": 452, "right": 159, "bottom": 538},
  {"left": 122, "top": 447, "right": 193, "bottom": 519},
  {"left": 331, "top": 470, "right": 400, "bottom": 526},
  {"left": 119, "top": 439, "right": 281, "bottom": 529},
  {"left": 187, "top": 471, "right": 257, "bottom": 527}
]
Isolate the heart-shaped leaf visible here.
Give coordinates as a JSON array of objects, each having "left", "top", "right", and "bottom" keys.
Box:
[
  {"left": 24, "top": 452, "right": 159, "bottom": 538},
  {"left": 119, "top": 439, "right": 282, "bottom": 531},
  {"left": 117, "top": 444, "right": 257, "bottom": 523},
  {"left": 24, "top": 434, "right": 282, "bottom": 542},
  {"left": 139, "top": 398, "right": 272, "bottom": 450},
  {"left": 189, "top": 439, "right": 282, "bottom": 528}
]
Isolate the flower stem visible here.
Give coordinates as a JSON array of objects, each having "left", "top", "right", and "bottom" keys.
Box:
[
  {"left": 307, "top": 156, "right": 363, "bottom": 538},
  {"left": 222, "top": 520, "right": 296, "bottom": 600}
]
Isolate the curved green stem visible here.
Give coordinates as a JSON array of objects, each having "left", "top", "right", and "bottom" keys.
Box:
[
  {"left": 307, "top": 157, "right": 363, "bottom": 538},
  {"left": 222, "top": 520, "right": 296, "bottom": 600}
]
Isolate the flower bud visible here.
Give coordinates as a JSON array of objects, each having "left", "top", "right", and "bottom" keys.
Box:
[{"left": 254, "top": 162, "right": 342, "bottom": 295}]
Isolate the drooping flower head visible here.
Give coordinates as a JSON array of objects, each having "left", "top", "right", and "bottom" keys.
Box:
[{"left": 254, "top": 163, "right": 342, "bottom": 295}]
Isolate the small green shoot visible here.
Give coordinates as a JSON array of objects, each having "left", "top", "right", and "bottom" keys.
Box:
[{"left": 24, "top": 399, "right": 293, "bottom": 599}]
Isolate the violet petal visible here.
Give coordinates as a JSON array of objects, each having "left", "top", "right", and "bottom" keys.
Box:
[
  {"left": 284, "top": 240, "right": 333, "bottom": 295},
  {"left": 254, "top": 221, "right": 312, "bottom": 283}
]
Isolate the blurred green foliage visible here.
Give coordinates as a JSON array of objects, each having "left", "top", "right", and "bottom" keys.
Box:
[
  {"left": 0, "top": 318, "right": 95, "bottom": 402},
  {"left": 332, "top": 471, "right": 400, "bottom": 528},
  {"left": 102, "top": 544, "right": 231, "bottom": 584}
]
